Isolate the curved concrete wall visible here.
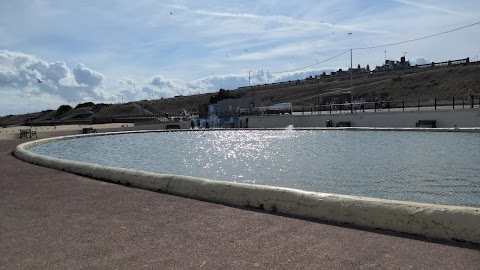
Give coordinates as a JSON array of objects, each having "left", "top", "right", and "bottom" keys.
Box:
[{"left": 13, "top": 130, "right": 480, "bottom": 245}]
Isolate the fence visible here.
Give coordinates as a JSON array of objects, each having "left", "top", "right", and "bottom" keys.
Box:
[
  {"left": 19, "top": 114, "right": 190, "bottom": 127},
  {"left": 9, "top": 97, "right": 480, "bottom": 127},
  {"left": 237, "top": 58, "right": 475, "bottom": 91},
  {"left": 255, "top": 96, "right": 480, "bottom": 116}
]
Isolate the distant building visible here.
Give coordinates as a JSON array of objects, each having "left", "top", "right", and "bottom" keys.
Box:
[
  {"left": 215, "top": 97, "right": 261, "bottom": 117},
  {"left": 336, "top": 69, "right": 349, "bottom": 76},
  {"left": 376, "top": 56, "right": 411, "bottom": 71},
  {"left": 348, "top": 67, "right": 366, "bottom": 74}
]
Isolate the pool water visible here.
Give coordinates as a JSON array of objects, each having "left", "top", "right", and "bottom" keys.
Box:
[{"left": 30, "top": 130, "right": 480, "bottom": 207}]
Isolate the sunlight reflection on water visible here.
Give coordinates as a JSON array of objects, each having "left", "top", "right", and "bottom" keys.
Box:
[{"left": 30, "top": 130, "right": 480, "bottom": 207}]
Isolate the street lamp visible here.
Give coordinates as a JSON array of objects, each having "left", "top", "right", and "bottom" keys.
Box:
[{"left": 248, "top": 71, "right": 251, "bottom": 86}]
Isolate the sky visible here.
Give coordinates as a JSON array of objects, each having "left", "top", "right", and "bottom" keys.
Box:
[{"left": 1, "top": 0, "right": 479, "bottom": 116}]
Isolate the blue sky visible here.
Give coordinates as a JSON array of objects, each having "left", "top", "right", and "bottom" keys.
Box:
[{"left": 1, "top": 0, "right": 479, "bottom": 115}]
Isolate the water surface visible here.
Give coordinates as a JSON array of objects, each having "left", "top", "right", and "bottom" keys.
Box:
[{"left": 30, "top": 130, "right": 480, "bottom": 207}]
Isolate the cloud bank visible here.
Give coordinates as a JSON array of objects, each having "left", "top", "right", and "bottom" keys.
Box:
[
  {"left": 114, "top": 68, "right": 337, "bottom": 103},
  {"left": 0, "top": 50, "right": 109, "bottom": 114},
  {"left": 0, "top": 49, "right": 440, "bottom": 116}
]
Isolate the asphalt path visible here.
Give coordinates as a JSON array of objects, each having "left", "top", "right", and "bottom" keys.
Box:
[{"left": 1, "top": 139, "right": 479, "bottom": 269}]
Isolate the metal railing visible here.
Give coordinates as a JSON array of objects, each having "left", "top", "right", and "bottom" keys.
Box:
[
  {"left": 286, "top": 96, "right": 480, "bottom": 115},
  {"left": 19, "top": 114, "right": 191, "bottom": 127}
]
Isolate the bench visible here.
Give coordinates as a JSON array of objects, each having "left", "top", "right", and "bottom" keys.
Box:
[
  {"left": 336, "top": 121, "right": 351, "bottom": 127},
  {"left": 82, "top": 127, "right": 97, "bottom": 134},
  {"left": 415, "top": 120, "right": 436, "bottom": 128},
  {"left": 19, "top": 129, "right": 37, "bottom": 139},
  {"left": 166, "top": 124, "right": 180, "bottom": 129}
]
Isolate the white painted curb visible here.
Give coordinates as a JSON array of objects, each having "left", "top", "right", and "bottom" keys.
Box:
[{"left": 13, "top": 131, "right": 480, "bottom": 245}]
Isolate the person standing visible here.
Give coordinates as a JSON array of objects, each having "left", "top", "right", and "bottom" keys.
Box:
[{"left": 468, "top": 89, "right": 475, "bottom": 108}]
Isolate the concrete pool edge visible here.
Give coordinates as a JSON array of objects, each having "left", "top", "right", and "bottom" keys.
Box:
[{"left": 13, "top": 131, "right": 480, "bottom": 245}]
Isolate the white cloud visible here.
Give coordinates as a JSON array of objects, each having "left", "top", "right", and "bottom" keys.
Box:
[
  {"left": 409, "top": 57, "right": 430, "bottom": 66},
  {"left": 0, "top": 70, "right": 17, "bottom": 86},
  {"left": 73, "top": 64, "right": 105, "bottom": 87},
  {"left": 190, "top": 74, "right": 248, "bottom": 90},
  {"left": 110, "top": 67, "right": 338, "bottom": 104},
  {"left": 393, "top": 0, "right": 465, "bottom": 16},
  {"left": 150, "top": 75, "right": 176, "bottom": 88},
  {"left": 118, "top": 78, "right": 136, "bottom": 88},
  {"left": 0, "top": 50, "right": 110, "bottom": 114}
]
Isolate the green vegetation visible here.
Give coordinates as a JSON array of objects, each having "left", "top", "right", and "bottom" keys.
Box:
[
  {"left": 209, "top": 89, "right": 236, "bottom": 104},
  {"left": 75, "top": 102, "right": 95, "bottom": 109},
  {"left": 56, "top": 105, "right": 72, "bottom": 115}
]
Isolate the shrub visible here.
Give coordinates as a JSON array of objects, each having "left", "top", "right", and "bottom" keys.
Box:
[
  {"left": 57, "top": 105, "right": 72, "bottom": 115},
  {"left": 75, "top": 102, "right": 95, "bottom": 109}
]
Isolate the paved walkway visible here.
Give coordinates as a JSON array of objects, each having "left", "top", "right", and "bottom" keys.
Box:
[{"left": 1, "top": 139, "right": 479, "bottom": 270}]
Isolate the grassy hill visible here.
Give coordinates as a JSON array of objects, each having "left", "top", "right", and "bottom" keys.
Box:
[{"left": 1, "top": 62, "right": 479, "bottom": 126}]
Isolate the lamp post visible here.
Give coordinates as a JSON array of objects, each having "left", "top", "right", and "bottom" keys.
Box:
[
  {"left": 317, "top": 76, "right": 320, "bottom": 114},
  {"left": 350, "top": 48, "right": 353, "bottom": 113},
  {"left": 248, "top": 71, "right": 252, "bottom": 115}
]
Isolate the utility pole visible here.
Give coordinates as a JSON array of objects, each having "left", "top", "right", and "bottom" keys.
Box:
[
  {"left": 350, "top": 49, "right": 353, "bottom": 113},
  {"left": 317, "top": 76, "right": 320, "bottom": 114},
  {"left": 248, "top": 71, "right": 252, "bottom": 115}
]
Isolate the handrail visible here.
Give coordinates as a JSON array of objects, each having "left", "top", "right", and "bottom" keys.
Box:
[{"left": 280, "top": 96, "right": 479, "bottom": 116}]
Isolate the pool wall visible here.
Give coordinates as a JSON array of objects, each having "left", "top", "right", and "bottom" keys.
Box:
[
  {"left": 250, "top": 110, "right": 480, "bottom": 128},
  {"left": 13, "top": 131, "right": 480, "bottom": 245}
]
